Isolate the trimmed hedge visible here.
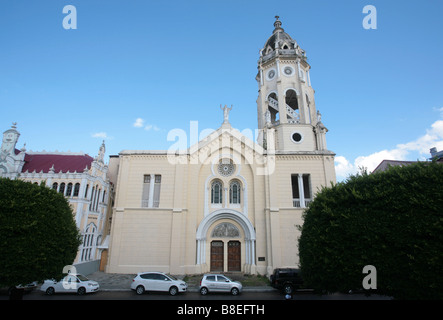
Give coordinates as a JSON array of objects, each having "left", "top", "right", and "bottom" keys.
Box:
[
  {"left": 298, "top": 162, "right": 443, "bottom": 299},
  {"left": 0, "top": 178, "right": 82, "bottom": 287}
]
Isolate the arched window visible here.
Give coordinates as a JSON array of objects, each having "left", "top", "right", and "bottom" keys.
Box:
[
  {"left": 267, "top": 92, "right": 279, "bottom": 123},
  {"left": 73, "top": 183, "right": 80, "bottom": 197},
  {"left": 285, "top": 89, "right": 300, "bottom": 123},
  {"left": 230, "top": 180, "right": 241, "bottom": 204},
  {"left": 66, "top": 183, "right": 73, "bottom": 196},
  {"left": 212, "top": 222, "right": 240, "bottom": 238},
  {"left": 211, "top": 180, "right": 223, "bottom": 204},
  {"left": 285, "top": 89, "right": 299, "bottom": 112},
  {"left": 84, "top": 184, "right": 89, "bottom": 198},
  {"left": 89, "top": 186, "right": 95, "bottom": 210},
  {"left": 59, "top": 182, "right": 65, "bottom": 195},
  {"left": 81, "top": 223, "right": 97, "bottom": 262},
  {"left": 52, "top": 182, "right": 58, "bottom": 191}
]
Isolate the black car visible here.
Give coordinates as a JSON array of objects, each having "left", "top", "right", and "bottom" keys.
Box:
[{"left": 270, "top": 268, "right": 304, "bottom": 294}]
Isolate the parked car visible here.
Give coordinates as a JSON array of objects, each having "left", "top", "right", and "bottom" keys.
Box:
[
  {"left": 40, "top": 274, "right": 99, "bottom": 295},
  {"left": 8, "top": 281, "right": 38, "bottom": 295},
  {"left": 270, "top": 268, "right": 304, "bottom": 294},
  {"left": 199, "top": 274, "right": 242, "bottom": 296},
  {"left": 131, "top": 272, "right": 187, "bottom": 296}
]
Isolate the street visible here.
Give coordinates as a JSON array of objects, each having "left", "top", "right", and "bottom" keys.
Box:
[{"left": 1, "top": 289, "right": 391, "bottom": 300}]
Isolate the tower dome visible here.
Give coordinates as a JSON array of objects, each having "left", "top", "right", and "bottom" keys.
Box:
[
  {"left": 260, "top": 16, "right": 306, "bottom": 62},
  {"left": 263, "top": 16, "right": 296, "bottom": 51}
]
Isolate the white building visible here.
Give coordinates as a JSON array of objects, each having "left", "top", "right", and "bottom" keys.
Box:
[{"left": 0, "top": 123, "right": 113, "bottom": 274}]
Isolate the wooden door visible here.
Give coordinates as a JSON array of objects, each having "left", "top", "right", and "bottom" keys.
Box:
[
  {"left": 228, "top": 241, "right": 241, "bottom": 271},
  {"left": 99, "top": 249, "right": 108, "bottom": 271},
  {"left": 211, "top": 241, "right": 224, "bottom": 271}
]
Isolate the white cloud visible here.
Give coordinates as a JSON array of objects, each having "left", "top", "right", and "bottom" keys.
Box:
[
  {"left": 334, "top": 156, "right": 355, "bottom": 180},
  {"left": 92, "top": 132, "right": 110, "bottom": 139},
  {"left": 133, "top": 118, "right": 160, "bottom": 131},
  {"left": 144, "top": 124, "right": 160, "bottom": 131},
  {"left": 335, "top": 119, "right": 443, "bottom": 181},
  {"left": 396, "top": 120, "right": 443, "bottom": 154},
  {"left": 133, "top": 118, "right": 145, "bottom": 128}
]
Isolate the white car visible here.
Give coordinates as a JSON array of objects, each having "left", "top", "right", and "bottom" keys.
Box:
[
  {"left": 40, "top": 274, "right": 99, "bottom": 295},
  {"left": 199, "top": 274, "right": 242, "bottom": 295},
  {"left": 131, "top": 272, "right": 187, "bottom": 295}
]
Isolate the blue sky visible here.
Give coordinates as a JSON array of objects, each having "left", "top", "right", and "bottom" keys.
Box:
[{"left": 1, "top": 0, "right": 442, "bottom": 181}]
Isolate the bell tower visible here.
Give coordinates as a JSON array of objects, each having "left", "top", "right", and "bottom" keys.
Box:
[{"left": 256, "top": 17, "right": 328, "bottom": 152}]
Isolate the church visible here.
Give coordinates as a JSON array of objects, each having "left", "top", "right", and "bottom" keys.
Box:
[{"left": 105, "top": 17, "right": 336, "bottom": 276}]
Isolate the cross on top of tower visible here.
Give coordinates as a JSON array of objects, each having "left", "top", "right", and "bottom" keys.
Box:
[{"left": 273, "top": 15, "right": 283, "bottom": 31}]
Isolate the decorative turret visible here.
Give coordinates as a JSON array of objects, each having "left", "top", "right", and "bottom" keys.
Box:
[{"left": 1, "top": 122, "right": 20, "bottom": 157}]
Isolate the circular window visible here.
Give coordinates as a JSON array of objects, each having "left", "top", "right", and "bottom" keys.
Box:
[
  {"left": 267, "top": 69, "right": 276, "bottom": 80},
  {"left": 218, "top": 159, "right": 235, "bottom": 177},
  {"left": 291, "top": 132, "right": 303, "bottom": 143},
  {"left": 283, "top": 66, "right": 294, "bottom": 76}
]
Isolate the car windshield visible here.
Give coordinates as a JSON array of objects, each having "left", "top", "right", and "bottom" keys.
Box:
[
  {"left": 76, "top": 274, "right": 89, "bottom": 281},
  {"left": 168, "top": 275, "right": 177, "bottom": 280}
]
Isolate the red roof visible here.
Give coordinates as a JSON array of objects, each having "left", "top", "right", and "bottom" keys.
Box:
[{"left": 21, "top": 153, "right": 94, "bottom": 173}]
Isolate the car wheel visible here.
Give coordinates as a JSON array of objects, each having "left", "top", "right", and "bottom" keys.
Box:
[
  {"left": 231, "top": 287, "right": 239, "bottom": 296},
  {"left": 46, "top": 287, "right": 55, "bottom": 296},
  {"left": 77, "top": 287, "right": 86, "bottom": 295},
  {"left": 283, "top": 284, "right": 293, "bottom": 294},
  {"left": 200, "top": 287, "right": 208, "bottom": 295},
  {"left": 169, "top": 286, "right": 178, "bottom": 296},
  {"left": 136, "top": 285, "right": 145, "bottom": 295}
]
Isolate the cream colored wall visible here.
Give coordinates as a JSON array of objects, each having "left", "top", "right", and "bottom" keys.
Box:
[
  {"left": 275, "top": 124, "right": 318, "bottom": 152},
  {"left": 108, "top": 153, "right": 180, "bottom": 274},
  {"left": 273, "top": 154, "right": 335, "bottom": 207},
  {"left": 106, "top": 138, "right": 336, "bottom": 275},
  {"left": 114, "top": 154, "right": 176, "bottom": 209},
  {"left": 107, "top": 209, "right": 173, "bottom": 274}
]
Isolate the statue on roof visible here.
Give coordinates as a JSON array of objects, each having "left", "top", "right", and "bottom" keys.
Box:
[
  {"left": 97, "top": 140, "right": 106, "bottom": 163},
  {"left": 220, "top": 104, "right": 233, "bottom": 124}
]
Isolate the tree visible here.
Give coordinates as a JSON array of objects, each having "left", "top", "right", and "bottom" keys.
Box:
[
  {"left": 298, "top": 162, "right": 443, "bottom": 299},
  {"left": 0, "top": 178, "right": 82, "bottom": 289}
]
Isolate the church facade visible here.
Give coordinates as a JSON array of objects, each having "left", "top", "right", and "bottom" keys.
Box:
[{"left": 106, "top": 18, "right": 336, "bottom": 276}]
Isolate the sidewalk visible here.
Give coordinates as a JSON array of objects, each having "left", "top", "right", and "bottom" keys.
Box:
[{"left": 87, "top": 272, "right": 277, "bottom": 293}]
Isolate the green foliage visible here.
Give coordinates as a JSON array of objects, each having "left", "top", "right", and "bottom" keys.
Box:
[
  {"left": 298, "top": 162, "right": 443, "bottom": 299},
  {"left": 0, "top": 178, "right": 82, "bottom": 287}
]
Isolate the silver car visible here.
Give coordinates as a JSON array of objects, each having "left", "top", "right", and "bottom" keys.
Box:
[
  {"left": 199, "top": 274, "right": 242, "bottom": 295},
  {"left": 131, "top": 272, "right": 187, "bottom": 296}
]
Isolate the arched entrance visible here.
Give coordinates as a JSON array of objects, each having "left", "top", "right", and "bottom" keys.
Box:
[
  {"left": 209, "top": 222, "right": 242, "bottom": 272},
  {"left": 196, "top": 210, "right": 256, "bottom": 274}
]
